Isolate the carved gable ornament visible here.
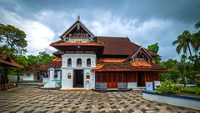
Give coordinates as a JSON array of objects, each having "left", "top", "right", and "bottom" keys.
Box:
[
  {"left": 131, "top": 46, "right": 153, "bottom": 62},
  {"left": 61, "top": 20, "right": 95, "bottom": 43}
]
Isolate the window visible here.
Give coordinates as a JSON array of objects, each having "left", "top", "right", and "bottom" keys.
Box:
[
  {"left": 27, "top": 73, "right": 30, "bottom": 77},
  {"left": 67, "top": 58, "right": 72, "bottom": 67},
  {"left": 87, "top": 58, "right": 91, "bottom": 67},
  {"left": 54, "top": 70, "right": 58, "bottom": 78},
  {"left": 77, "top": 58, "right": 82, "bottom": 67}
]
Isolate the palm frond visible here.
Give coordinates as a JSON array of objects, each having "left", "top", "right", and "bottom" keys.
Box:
[{"left": 195, "top": 21, "right": 200, "bottom": 29}]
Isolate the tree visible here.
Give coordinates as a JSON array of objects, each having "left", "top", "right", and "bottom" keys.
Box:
[
  {"left": 159, "top": 59, "right": 180, "bottom": 83},
  {"left": 148, "top": 43, "right": 159, "bottom": 53},
  {"left": 192, "top": 21, "right": 200, "bottom": 53},
  {"left": 14, "top": 55, "right": 28, "bottom": 68},
  {"left": 0, "top": 46, "right": 13, "bottom": 57},
  {"left": 177, "top": 55, "right": 186, "bottom": 86},
  {"left": 172, "top": 30, "right": 193, "bottom": 57},
  {"left": 0, "top": 24, "right": 27, "bottom": 55},
  {"left": 148, "top": 43, "right": 161, "bottom": 63},
  {"left": 27, "top": 55, "right": 39, "bottom": 65},
  {"left": 37, "top": 52, "right": 55, "bottom": 64},
  {"left": 195, "top": 21, "right": 200, "bottom": 29}
]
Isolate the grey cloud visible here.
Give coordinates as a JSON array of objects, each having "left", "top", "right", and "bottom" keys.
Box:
[
  {"left": 1, "top": 0, "right": 200, "bottom": 60},
  {"left": 1, "top": 0, "right": 200, "bottom": 23}
]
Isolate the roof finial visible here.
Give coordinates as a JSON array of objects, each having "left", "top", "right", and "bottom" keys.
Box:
[{"left": 77, "top": 13, "right": 80, "bottom": 20}]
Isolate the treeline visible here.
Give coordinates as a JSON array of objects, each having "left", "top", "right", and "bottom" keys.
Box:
[{"left": 149, "top": 21, "right": 200, "bottom": 86}]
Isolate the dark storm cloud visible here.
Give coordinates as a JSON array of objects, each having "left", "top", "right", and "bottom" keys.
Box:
[
  {"left": 1, "top": 0, "right": 200, "bottom": 23},
  {"left": 0, "top": 0, "right": 200, "bottom": 60}
]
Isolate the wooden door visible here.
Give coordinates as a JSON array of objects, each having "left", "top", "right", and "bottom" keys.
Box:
[
  {"left": 107, "top": 82, "right": 117, "bottom": 88},
  {"left": 137, "top": 72, "right": 145, "bottom": 87}
]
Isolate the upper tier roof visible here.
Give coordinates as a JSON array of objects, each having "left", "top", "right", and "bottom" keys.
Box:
[
  {"left": 51, "top": 17, "right": 157, "bottom": 57},
  {"left": 52, "top": 36, "right": 157, "bottom": 57}
]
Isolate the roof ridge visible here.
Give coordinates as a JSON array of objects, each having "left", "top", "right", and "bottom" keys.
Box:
[{"left": 96, "top": 36, "right": 129, "bottom": 38}]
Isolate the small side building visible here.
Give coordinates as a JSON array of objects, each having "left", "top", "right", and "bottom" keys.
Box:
[{"left": 21, "top": 65, "right": 41, "bottom": 82}]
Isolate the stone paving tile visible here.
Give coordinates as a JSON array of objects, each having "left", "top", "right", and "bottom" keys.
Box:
[{"left": 0, "top": 86, "right": 199, "bottom": 113}]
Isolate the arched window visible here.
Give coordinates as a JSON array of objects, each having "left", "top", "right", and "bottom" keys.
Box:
[
  {"left": 67, "top": 58, "right": 72, "bottom": 67},
  {"left": 77, "top": 58, "right": 82, "bottom": 67},
  {"left": 87, "top": 58, "right": 91, "bottom": 67}
]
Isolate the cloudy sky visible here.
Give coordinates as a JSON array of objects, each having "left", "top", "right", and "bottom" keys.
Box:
[{"left": 0, "top": 0, "right": 200, "bottom": 60}]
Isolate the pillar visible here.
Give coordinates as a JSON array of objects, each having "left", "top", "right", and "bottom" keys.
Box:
[
  {"left": 49, "top": 68, "right": 54, "bottom": 81},
  {"left": 57, "top": 71, "right": 61, "bottom": 80}
]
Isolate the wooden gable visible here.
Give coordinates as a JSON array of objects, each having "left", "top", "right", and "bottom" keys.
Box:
[
  {"left": 130, "top": 46, "right": 153, "bottom": 62},
  {"left": 60, "top": 18, "right": 95, "bottom": 43}
]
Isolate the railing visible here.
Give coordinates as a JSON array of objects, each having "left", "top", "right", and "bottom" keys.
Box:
[
  {"left": 118, "top": 83, "right": 128, "bottom": 89},
  {"left": 95, "top": 82, "right": 128, "bottom": 89},
  {"left": 95, "top": 82, "right": 107, "bottom": 89}
]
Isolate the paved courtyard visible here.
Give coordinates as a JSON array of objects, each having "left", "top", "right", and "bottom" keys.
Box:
[{"left": 0, "top": 86, "right": 199, "bottom": 113}]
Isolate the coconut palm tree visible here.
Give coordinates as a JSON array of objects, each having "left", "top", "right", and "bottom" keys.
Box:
[
  {"left": 192, "top": 21, "right": 200, "bottom": 53},
  {"left": 172, "top": 30, "right": 193, "bottom": 57},
  {"left": 192, "top": 32, "right": 200, "bottom": 53},
  {"left": 195, "top": 21, "right": 200, "bottom": 29}
]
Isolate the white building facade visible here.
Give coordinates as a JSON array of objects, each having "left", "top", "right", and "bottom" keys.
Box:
[
  {"left": 47, "top": 17, "right": 165, "bottom": 90},
  {"left": 61, "top": 54, "right": 96, "bottom": 89}
]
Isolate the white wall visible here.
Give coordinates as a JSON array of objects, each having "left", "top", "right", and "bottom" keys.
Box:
[
  {"left": 22, "top": 72, "right": 35, "bottom": 81},
  {"left": 61, "top": 53, "right": 96, "bottom": 89},
  {"left": 62, "top": 54, "right": 96, "bottom": 68},
  {"left": 84, "top": 69, "right": 95, "bottom": 89},
  {"left": 8, "top": 75, "right": 23, "bottom": 82},
  {"left": 61, "top": 69, "right": 73, "bottom": 89},
  {"left": 128, "top": 82, "right": 137, "bottom": 89}
]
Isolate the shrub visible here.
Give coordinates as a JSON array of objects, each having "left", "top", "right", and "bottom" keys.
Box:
[
  {"left": 181, "top": 87, "right": 200, "bottom": 95},
  {"left": 156, "top": 81, "right": 200, "bottom": 96},
  {"left": 155, "top": 81, "right": 181, "bottom": 94}
]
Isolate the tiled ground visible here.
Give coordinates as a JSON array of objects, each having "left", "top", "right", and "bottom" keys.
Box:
[{"left": 0, "top": 86, "right": 199, "bottom": 113}]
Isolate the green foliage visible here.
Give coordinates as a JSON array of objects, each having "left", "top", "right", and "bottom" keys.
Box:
[
  {"left": 159, "top": 59, "right": 180, "bottom": 83},
  {"left": 159, "top": 59, "right": 177, "bottom": 69},
  {"left": 148, "top": 43, "right": 159, "bottom": 53},
  {"left": 172, "top": 30, "right": 193, "bottom": 57},
  {"left": 182, "top": 87, "right": 200, "bottom": 95},
  {"left": 147, "top": 43, "right": 161, "bottom": 63},
  {"left": 14, "top": 55, "right": 28, "bottom": 67},
  {"left": 160, "top": 69, "right": 180, "bottom": 83},
  {"left": 27, "top": 55, "right": 39, "bottom": 65},
  {"left": 156, "top": 81, "right": 181, "bottom": 94},
  {"left": 37, "top": 52, "right": 55, "bottom": 64},
  {"left": 17, "top": 51, "right": 55, "bottom": 68},
  {"left": 159, "top": 59, "right": 198, "bottom": 84},
  {"left": 0, "top": 46, "right": 13, "bottom": 57},
  {"left": 195, "top": 21, "right": 200, "bottom": 29},
  {"left": 170, "top": 21, "right": 200, "bottom": 85},
  {"left": 191, "top": 33, "right": 200, "bottom": 52},
  {"left": 156, "top": 81, "right": 200, "bottom": 96},
  {"left": 0, "top": 24, "right": 27, "bottom": 55}
]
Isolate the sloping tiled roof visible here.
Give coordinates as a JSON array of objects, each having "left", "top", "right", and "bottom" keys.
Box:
[
  {"left": 37, "top": 58, "right": 62, "bottom": 71},
  {"left": 51, "top": 37, "right": 157, "bottom": 57},
  {"left": 92, "top": 61, "right": 166, "bottom": 72},
  {"left": 0, "top": 55, "right": 22, "bottom": 68},
  {"left": 23, "top": 65, "right": 41, "bottom": 72},
  {"left": 132, "top": 62, "right": 167, "bottom": 71},
  {"left": 53, "top": 51, "right": 63, "bottom": 55},
  {"left": 98, "top": 58, "right": 126, "bottom": 63},
  {"left": 96, "top": 36, "right": 133, "bottom": 55},
  {"left": 92, "top": 62, "right": 133, "bottom": 71},
  {"left": 131, "top": 61, "right": 151, "bottom": 67},
  {"left": 50, "top": 40, "right": 105, "bottom": 47},
  {"left": 96, "top": 36, "right": 157, "bottom": 56}
]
